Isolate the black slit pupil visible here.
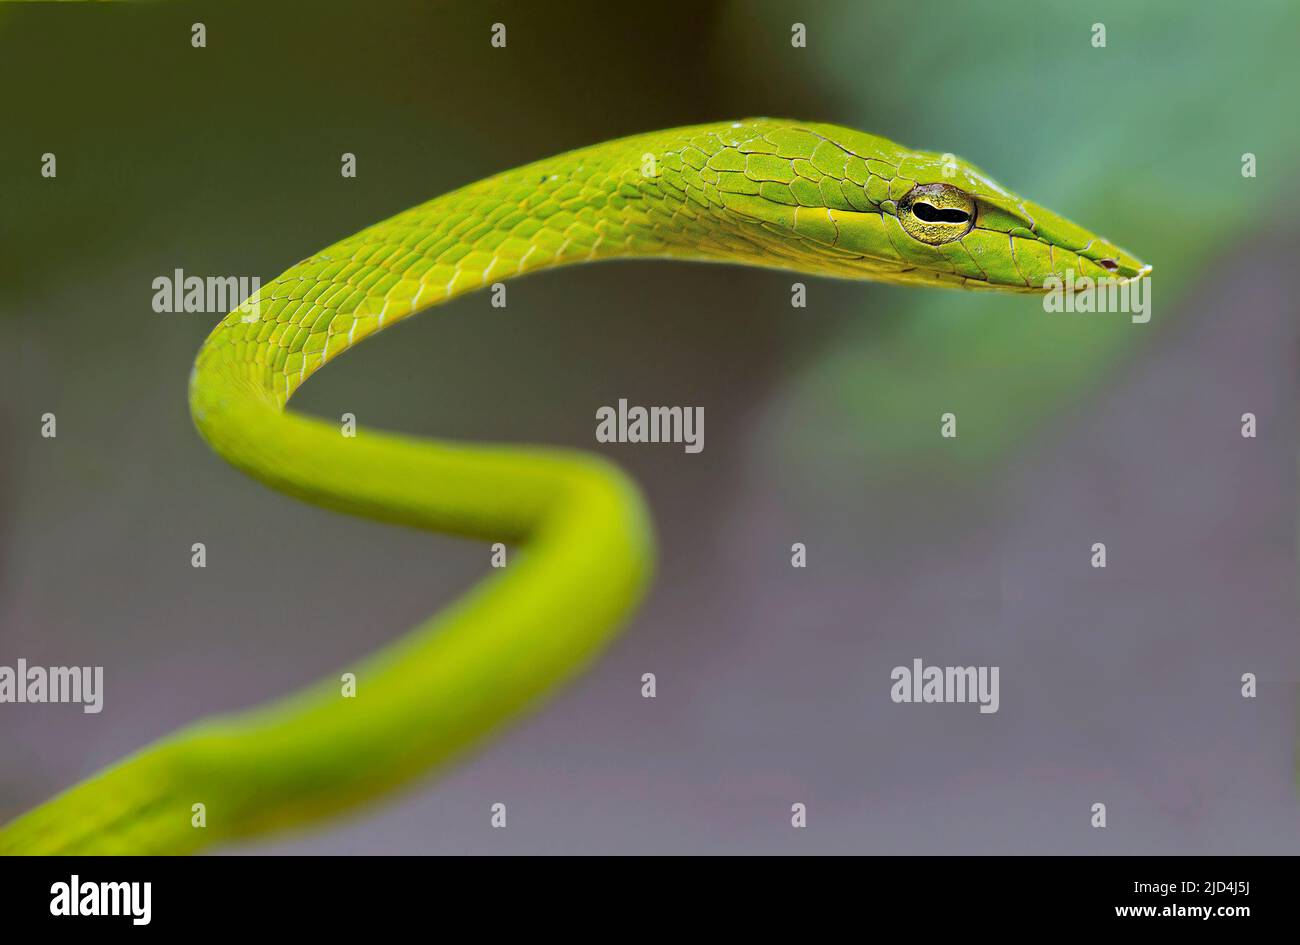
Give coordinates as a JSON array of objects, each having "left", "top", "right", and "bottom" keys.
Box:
[{"left": 912, "top": 202, "right": 969, "bottom": 224}]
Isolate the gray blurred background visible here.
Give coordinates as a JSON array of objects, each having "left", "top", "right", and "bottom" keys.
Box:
[{"left": 1, "top": 0, "right": 1297, "bottom": 853}]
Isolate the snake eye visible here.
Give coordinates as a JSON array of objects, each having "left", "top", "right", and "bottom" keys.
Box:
[{"left": 899, "top": 183, "right": 976, "bottom": 245}]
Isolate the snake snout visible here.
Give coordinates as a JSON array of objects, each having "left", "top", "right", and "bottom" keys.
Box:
[{"left": 1068, "top": 232, "right": 1150, "bottom": 283}]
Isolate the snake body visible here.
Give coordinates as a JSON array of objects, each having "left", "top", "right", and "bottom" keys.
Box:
[{"left": 1, "top": 120, "right": 1147, "bottom": 853}]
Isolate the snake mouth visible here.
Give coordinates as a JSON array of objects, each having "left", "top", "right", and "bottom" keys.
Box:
[{"left": 1078, "top": 251, "right": 1151, "bottom": 284}]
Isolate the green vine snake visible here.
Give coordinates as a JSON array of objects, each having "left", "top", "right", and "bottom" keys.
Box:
[{"left": 1, "top": 120, "right": 1148, "bottom": 854}]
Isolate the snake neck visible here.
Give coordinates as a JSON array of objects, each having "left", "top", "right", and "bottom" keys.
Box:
[{"left": 188, "top": 118, "right": 890, "bottom": 426}]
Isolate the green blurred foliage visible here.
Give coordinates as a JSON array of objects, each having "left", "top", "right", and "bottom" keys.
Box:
[{"left": 721, "top": 0, "right": 1299, "bottom": 486}]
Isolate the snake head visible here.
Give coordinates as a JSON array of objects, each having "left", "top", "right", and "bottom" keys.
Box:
[
  {"left": 888, "top": 148, "right": 1151, "bottom": 291},
  {"left": 717, "top": 121, "right": 1150, "bottom": 292}
]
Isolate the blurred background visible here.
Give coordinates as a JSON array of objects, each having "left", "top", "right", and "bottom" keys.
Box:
[{"left": 1, "top": 0, "right": 1296, "bottom": 853}]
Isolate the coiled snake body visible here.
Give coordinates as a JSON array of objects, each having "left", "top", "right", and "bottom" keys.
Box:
[{"left": 1, "top": 120, "right": 1147, "bottom": 853}]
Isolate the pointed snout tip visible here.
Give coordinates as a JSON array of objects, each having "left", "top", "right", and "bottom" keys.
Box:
[{"left": 1112, "top": 259, "right": 1152, "bottom": 283}]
